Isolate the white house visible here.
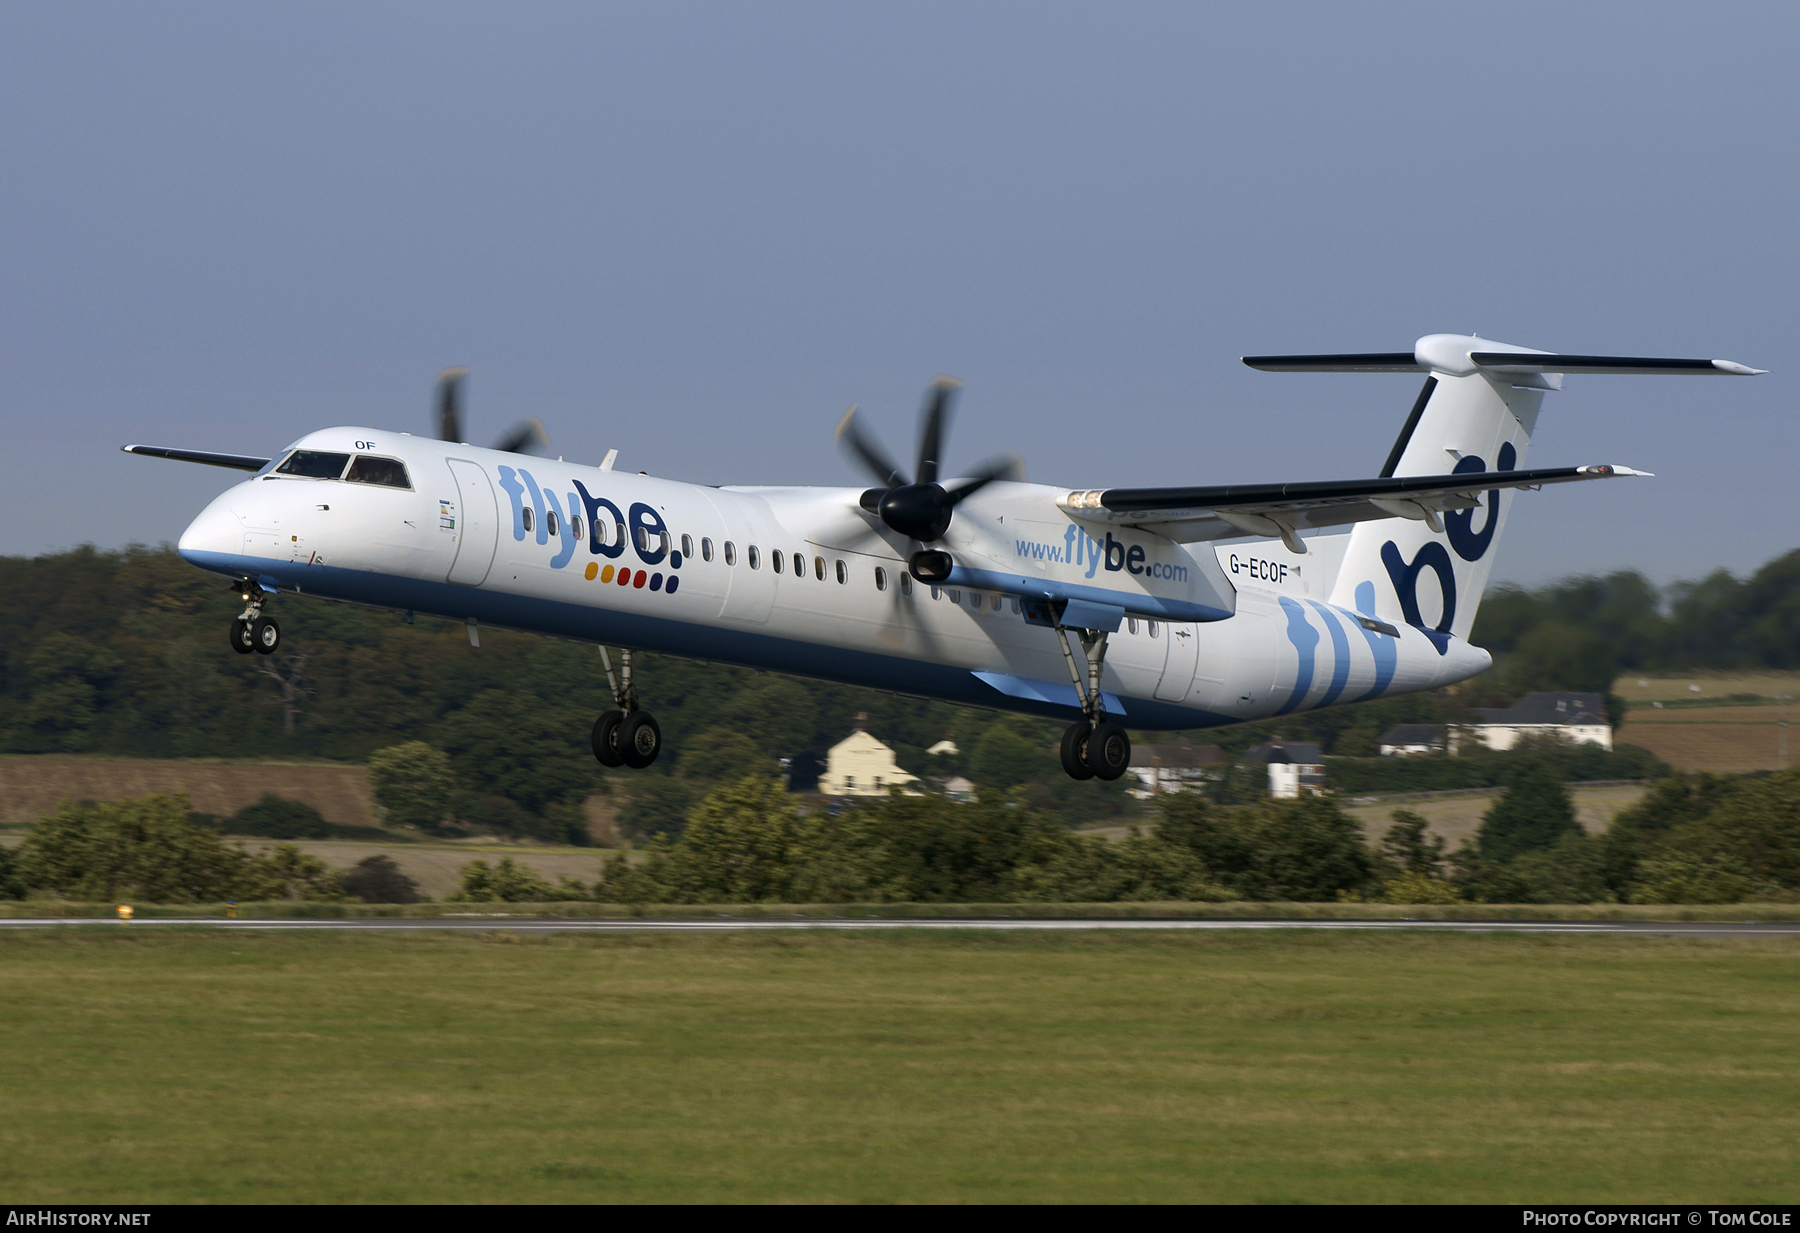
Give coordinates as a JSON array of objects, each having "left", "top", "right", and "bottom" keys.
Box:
[
  {"left": 1128, "top": 742, "right": 1227, "bottom": 799},
  {"left": 819, "top": 729, "right": 922, "bottom": 797},
  {"left": 1462, "top": 692, "right": 1613, "bottom": 752},
  {"left": 1378, "top": 724, "right": 1446, "bottom": 757},
  {"left": 1241, "top": 739, "right": 1327, "bottom": 798}
]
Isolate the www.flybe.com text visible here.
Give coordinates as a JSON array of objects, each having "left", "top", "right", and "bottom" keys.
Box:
[{"left": 1014, "top": 527, "right": 1187, "bottom": 582}]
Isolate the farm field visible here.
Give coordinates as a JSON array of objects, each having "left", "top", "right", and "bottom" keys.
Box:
[
  {"left": 1340, "top": 781, "right": 1647, "bottom": 849},
  {"left": 1615, "top": 705, "right": 1794, "bottom": 775},
  {"left": 1612, "top": 671, "right": 1800, "bottom": 705},
  {"left": 1, "top": 929, "right": 1794, "bottom": 1204}
]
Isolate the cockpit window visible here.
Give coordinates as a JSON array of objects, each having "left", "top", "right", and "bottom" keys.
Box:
[
  {"left": 344, "top": 455, "right": 411, "bottom": 489},
  {"left": 275, "top": 450, "right": 351, "bottom": 479}
]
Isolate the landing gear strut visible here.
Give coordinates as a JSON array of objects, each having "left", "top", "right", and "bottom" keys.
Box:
[
  {"left": 1053, "top": 621, "right": 1130, "bottom": 781},
  {"left": 227, "top": 581, "right": 281, "bottom": 656},
  {"left": 591, "top": 646, "right": 661, "bottom": 769}
]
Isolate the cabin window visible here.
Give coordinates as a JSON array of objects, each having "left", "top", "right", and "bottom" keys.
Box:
[
  {"left": 901, "top": 572, "right": 914, "bottom": 597},
  {"left": 836, "top": 560, "right": 848, "bottom": 584},
  {"left": 947, "top": 589, "right": 961, "bottom": 604},
  {"left": 344, "top": 455, "right": 411, "bottom": 488},
  {"left": 724, "top": 541, "right": 736, "bottom": 566},
  {"left": 571, "top": 515, "right": 583, "bottom": 541},
  {"left": 814, "top": 556, "right": 825, "bottom": 581},
  {"left": 1148, "top": 621, "right": 1159, "bottom": 638},
  {"left": 547, "top": 509, "right": 559, "bottom": 537},
  {"left": 522, "top": 507, "right": 535, "bottom": 533},
  {"left": 276, "top": 450, "right": 351, "bottom": 479},
  {"left": 681, "top": 534, "right": 694, "bottom": 558},
  {"left": 794, "top": 552, "right": 805, "bottom": 578},
  {"left": 1128, "top": 618, "right": 1139, "bottom": 634},
  {"left": 702, "top": 537, "right": 715, "bottom": 562},
  {"left": 747, "top": 545, "right": 760, "bottom": 570},
  {"left": 615, "top": 520, "right": 627, "bottom": 548},
  {"left": 1011, "top": 597, "right": 1021, "bottom": 614},
  {"left": 772, "top": 549, "right": 785, "bottom": 574},
  {"left": 875, "top": 566, "right": 888, "bottom": 592},
  {"left": 931, "top": 586, "right": 941, "bottom": 601}
]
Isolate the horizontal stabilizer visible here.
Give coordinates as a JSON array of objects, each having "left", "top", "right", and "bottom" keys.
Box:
[
  {"left": 1245, "top": 342, "right": 1765, "bottom": 378},
  {"left": 122, "top": 445, "right": 272, "bottom": 471},
  {"left": 1242, "top": 353, "right": 1423, "bottom": 372},
  {"left": 1060, "top": 464, "right": 1648, "bottom": 547}
]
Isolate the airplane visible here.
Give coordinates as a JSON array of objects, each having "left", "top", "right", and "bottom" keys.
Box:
[{"left": 125, "top": 333, "right": 1764, "bottom": 782}]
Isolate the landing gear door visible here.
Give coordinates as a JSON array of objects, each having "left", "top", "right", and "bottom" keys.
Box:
[
  {"left": 444, "top": 459, "right": 499, "bottom": 587},
  {"left": 1155, "top": 622, "right": 1200, "bottom": 701}
]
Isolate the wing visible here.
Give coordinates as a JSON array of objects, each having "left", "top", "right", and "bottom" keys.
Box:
[
  {"left": 122, "top": 445, "right": 271, "bottom": 471},
  {"left": 1059, "top": 465, "right": 1648, "bottom": 550}
]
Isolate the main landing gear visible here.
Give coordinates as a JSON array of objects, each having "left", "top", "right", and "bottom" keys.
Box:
[
  {"left": 1053, "top": 622, "right": 1131, "bottom": 782},
  {"left": 226, "top": 581, "right": 281, "bottom": 656},
  {"left": 591, "top": 646, "right": 662, "bottom": 769}
]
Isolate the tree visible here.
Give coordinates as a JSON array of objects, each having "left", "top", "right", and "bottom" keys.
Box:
[
  {"left": 1379, "top": 809, "right": 1446, "bottom": 878},
  {"left": 340, "top": 854, "right": 423, "bottom": 904},
  {"left": 222, "top": 794, "right": 330, "bottom": 838},
  {"left": 435, "top": 689, "right": 602, "bottom": 842},
  {"left": 367, "top": 741, "right": 455, "bottom": 831},
  {"left": 1476, "top": 760, "right": 1579, "bottom": 864}
]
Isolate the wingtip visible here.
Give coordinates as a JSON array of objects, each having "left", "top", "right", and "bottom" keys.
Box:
[
  {"left": 1712, "top": 360, "right": 1769, "bottom": 376},
  {"left": 834, "top": 404, "right": 859, "bottom": 440}
]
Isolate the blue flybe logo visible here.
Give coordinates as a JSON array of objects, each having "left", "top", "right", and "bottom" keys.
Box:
[
  {"left": 1377, "top": 442, "right": 1515, "bottom": 655},
  {"left": 1014, "top": 525, "right": 1188, "bottom": 582},
  {"left": 495, "top": 465, "right": 684, "bottom": 595}
]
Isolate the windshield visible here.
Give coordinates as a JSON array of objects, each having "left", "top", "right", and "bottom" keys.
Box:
[{"left": 275, "top": 450, "right": 351, "bottom": 479}]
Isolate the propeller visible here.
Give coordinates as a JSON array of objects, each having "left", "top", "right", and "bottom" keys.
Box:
[
  {"left": 837, "top": 377, "right": 1023, "bottom": 555},
  {"left": 434, "top": 368, "right": 552, "bottom": 456}
]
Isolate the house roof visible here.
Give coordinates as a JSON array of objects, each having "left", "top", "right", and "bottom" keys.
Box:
[
  {"left": 1379, "top": 724, "right": 1445, "bottom": 745},
  {"left": 1243, "top": 740, "right": 1324, "bottom": 765},
  {"left": 1473, "top": 692, "right": 1609, "bottom": 727},
  {"left": 1131, "top": 742, "right": 1227, "bottom": 769}
]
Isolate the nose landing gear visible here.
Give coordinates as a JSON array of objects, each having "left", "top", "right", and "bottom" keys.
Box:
[
  {"left": 591, "top": 646, "right": 661, "bottom": 769},
  {"left": 227, "top": 582, "right": 281, "bottom": 656}
]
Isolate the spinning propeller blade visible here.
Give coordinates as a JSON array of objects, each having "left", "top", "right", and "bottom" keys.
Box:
[
  {"left": 432, "top": 368, "right": 552, "bottom": 456},
  {"left": 835, "top": 377, "right": 1021, "bottom": 546},
  {"left": 435, "top": 368, "right": 468, "bottom": 442}
]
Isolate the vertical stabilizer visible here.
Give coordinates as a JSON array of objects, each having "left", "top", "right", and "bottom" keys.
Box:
[{"left": 1325, "top": 334, "right": 1546, "bottom": 653}]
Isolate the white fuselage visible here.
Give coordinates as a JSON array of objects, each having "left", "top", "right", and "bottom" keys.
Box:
[{"left": 177, "top": 427, "right": 1490, "bottom": 731}]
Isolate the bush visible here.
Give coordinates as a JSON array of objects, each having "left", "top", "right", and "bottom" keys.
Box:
[
  {"left": 1156, "top": 794, "right": 1372, "bottom": 902},
  {"left": 595, "top": 778, "right": 1231, "bottom": 905},
  {"left": 19, "top": 795, "right": 342, "bottom": 902},
  {"left": 340, "top": 854, "right": 423, "bottom": 904},
  {"left": 1373, "top": 870, "right": 1463, "bottom": 904},
  {"left": 449, "top": 858, "right": 587, "bottom": 902}
]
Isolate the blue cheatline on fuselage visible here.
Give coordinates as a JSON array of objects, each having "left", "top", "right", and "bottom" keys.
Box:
[{"left": 183, "top": 549, "right": 1228, "bottom": 731}]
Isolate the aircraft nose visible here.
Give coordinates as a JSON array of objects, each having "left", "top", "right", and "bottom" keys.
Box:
[{"left": 177, "top": 493, "right": 243, "bottom": 566}]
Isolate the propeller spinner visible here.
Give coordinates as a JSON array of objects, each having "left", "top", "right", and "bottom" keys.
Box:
[{"left": 837, "top": 378, "right": 1022, "bottom": 562}]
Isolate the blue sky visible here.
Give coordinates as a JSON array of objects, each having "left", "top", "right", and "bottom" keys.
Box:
[{"left": 3, "top": 1, "right": 1794, "bottom": 590}]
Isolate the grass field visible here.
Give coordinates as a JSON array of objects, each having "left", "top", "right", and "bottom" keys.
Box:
[{"left": 2, "top": 929, "right": 1796, "bottom": 1203}]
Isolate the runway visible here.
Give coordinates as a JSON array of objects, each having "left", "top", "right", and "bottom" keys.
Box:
[{"left": 3, "top": 916, "right": 1797, "bottom": 936}]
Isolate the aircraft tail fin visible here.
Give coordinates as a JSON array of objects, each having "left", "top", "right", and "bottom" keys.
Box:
[{"left": 1244, "top": 333, "right": 1763, "bottom": 653}]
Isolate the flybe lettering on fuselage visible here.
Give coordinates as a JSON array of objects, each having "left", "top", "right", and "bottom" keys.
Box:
[
  {"left": 494, "top": 465, "right": 683, "bottom": 588},
  {"left": 1014, "top": 526, "right": 1189, "bottom": 582}
]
